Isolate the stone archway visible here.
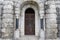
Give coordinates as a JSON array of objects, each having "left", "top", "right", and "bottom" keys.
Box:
[
  {"left": 19, "top": 1, "right": 40, "bottom": 40},
  {"left": 13, "top": 1, "right": 46, "bottom": 40},
  {"left": 20, "top": 1, "right": 40, "bottom": 36}
]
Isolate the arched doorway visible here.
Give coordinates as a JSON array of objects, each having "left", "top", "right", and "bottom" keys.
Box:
[
  {"left": 25, "top": 8, "right": 35, "bottom": 35},
  {"left": 20, "top": 5, "right": 40, "bottom": 36}
]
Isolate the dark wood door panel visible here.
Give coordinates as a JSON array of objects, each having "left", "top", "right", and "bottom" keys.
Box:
[{"left": 25, "top": 13, "right": 35, "bottom": 35}]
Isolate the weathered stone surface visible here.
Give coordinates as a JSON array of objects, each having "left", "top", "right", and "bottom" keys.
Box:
[
  {"left": 0, "top": 18, "right": 2, "bottom": 38},
  {"left": 0, "top": 19, "right": 1, "bottom": 24},
  {"left": 46, "top": 24, "right": 57, "bottom": 29},
  {"left": 2, "top": 19, "right": 14, "bottom": 28},
  {"left": 57, "top": 20, "right": 60, "bottom": 24},
  {"left": 46, "top": 19, "right": 57, "bottom": 25},
  {"left": 50, "top": 5, "right": 56, "bottom": 9},
  {"left": 1, "top": 18, "right": 14, "bottom": 38},
  {"left": 57, "top": 24, "right": 60, "bottom": 30},
  {"left": 46, "top": 8, "right": 56, "bottom": 14},
  {"left": 2, "top": 4, "right": 13, "bottom": 14},
  {"left": 15, "top": 8, "right": 20, "bottom": 11},
  {"left": 2, "top": 27, "right": 14, "bottom": 38},
  {"left": 2, "top": 22, "right": 13, "bottom": 28},
  {"left": 0, "top": 5, "right": 2, "bottom": 16},
  {"left": 46, "top": 14, "right": 57, "bottom": 19},
  {"left": 3, "top": 9, "right": 13, "bottom": 14},
  {"left": 0, "top": 16, "right": 2, "bottom": 19},
  {"left": 2, "top": 19, "right": 13, "bottom": 23},
  {"left": 46, "top": 39, "right": 57, "bottom": 40},
  {"left": 57, "top": 31, "right": 60, "bottom": 37},
  {"left": 3, "top": 5, "right": 13, "bottom": 10},
  {"left": 15, "top": 3, "right": 20, "bottom": 8},
  {"left": 2, "top": 14, "right": 13, "bottom": 19},
  {"left": 0, "top": 0, "right": 59, "bottom": 40},
  {"left": 45, "top": 1, "right": 57, "bottom": 39},
  {"left": 39, "top": 11, "right": 44, "bottom": 19},
  {"left": 15, "top": 7, "right": 20, "bottom": 19},
  {"left": 45, "top": 33, "right": 57, "bottom": 39},
  {"left": 3, "top": 1, "right": 13, "bottom": 5},
  {"left": 15, "top": 10, "right": 20, "bottom": 14},
  {"left": 45, "top": 29, "right": 57, "bottom": 34}
]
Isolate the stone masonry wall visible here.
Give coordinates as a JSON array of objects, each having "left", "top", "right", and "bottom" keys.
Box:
[
  {"left": 1, "top": 1, "right": 14, "bottom": 39},
  {"left": 55, "top": 0, "right": 60, "bottom": 38},
  {"left": 0, "top": 1, "right": 3, "bottom": 38},
  {"left": 0, "top": 0, "right": 59, "bottom": 40},
  {"left": 45, "top": 1, "right": 57, "bottom": 40}
]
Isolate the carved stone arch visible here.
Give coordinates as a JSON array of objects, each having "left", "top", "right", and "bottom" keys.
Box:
[
  {"left": 20, "top": 1, "right": 39, "bottom": 13},
  {"left": 20, "top": 1, "right": 39, "bottom": 8},
  {"left": 19, "top": 1, "right": 40, "bottom": 36}
]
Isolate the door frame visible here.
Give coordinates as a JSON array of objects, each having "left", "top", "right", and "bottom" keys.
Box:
[
  {"left": 25, "top": 10, "right": 35, "bottom": 35},
  {"left": 19, "top": 5, "right": 40, "bottom": 36}
]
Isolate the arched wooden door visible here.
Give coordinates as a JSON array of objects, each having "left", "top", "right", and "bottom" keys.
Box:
[{"left": 25, "top": 8, "right": 35, "bottom": 35}]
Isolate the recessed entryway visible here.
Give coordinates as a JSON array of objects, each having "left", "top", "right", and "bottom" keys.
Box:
[
  {"left": 19, "top": 1, "right": 43, "bottom": 40},
  {"left": 25, "top": 8, "right": 35, "bottom": 35}
]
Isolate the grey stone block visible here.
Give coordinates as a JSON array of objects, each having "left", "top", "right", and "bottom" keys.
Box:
[
  {"left": 45, "top": 29, "right": 57, "bottom": 34},
  {"left": 3, "top": 5, "right": 13, "bottom": 10},
  {"left": 0, "top": 5, "right": 2, "bottom": 8},
  {"left": 0, "top": 19, "right": 2, "bottom": 26},
  {"left": 57, "top": 17, "right": 60, "bottom": 20},
  {"left": 15, "top": 4, "right": 20, "bottom": 8},
  {"left": 15, "top": 8, "right": 20, "bottom": 11},
  {"left": 0, "top": 1, "right": 3, "bottom": 5},
  {"left": 45, "top": 33, "right": 57, "bottom": 39},
  {"left": 3, "top": 1, "right": 13, "bottom": 5},
  {"left": 0, "top": 6, "right": 2, "bottom": 16},
  {"left": 57, "top": 26, "right": 60, "bottom": 31},
  {"left": 3, "top": 9, "right": 13, "bottom": 14},
  {"left": 46, "top": 14, "right": 57, "bottom": 19},
  {"left": 1, "top": 27, "right": 14, "bottom": 39},
  {"left": 57, "top": 20, "right": 60, "bottom": 24},
  {"left": 46, "top": 24, "right": 57, "bottom": 29},
  {"left": 15, "top": 10, "right": 20, "bottom": 14},
  {"left": 2, "top": 14, "right": 13, "bottom": 19},
  {"left": 57, "top": 32, "right": 60, "bottom": 37},
  {"left": 46, "top": 19, "right": 56, "bottom": 24},
  {"left": 2, "top": 19, "right": 13, "bottom": 23},
  {"left": 0, "top": 16, "right": 2, "bottom": 19},
  {"left": 2, "top": 22, "right": 13, "bottom": 28},
  {"left": 45, "top": 28, "right": 57, "bottom": 39},
  {"left": 2, "top": 19, "right": 14, "bottom": 28},
  {"left": 46, "top": 39, "right": 57, "bottom": 40}
]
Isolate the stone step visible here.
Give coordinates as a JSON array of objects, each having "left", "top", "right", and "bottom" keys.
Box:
[{"left": 20, "top": 36, "right": 39, "bottom": 40}]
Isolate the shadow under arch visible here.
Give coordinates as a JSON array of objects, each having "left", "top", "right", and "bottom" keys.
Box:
[{"left": 25, "top": 8, "right": 35, "bottom": 13}]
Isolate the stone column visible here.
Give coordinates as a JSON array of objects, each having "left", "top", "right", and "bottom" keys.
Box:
[
  {"left": 1, "top": 1, "right": 14, "bottom": 39},
  {"left": 0, "top": 2, "right": 3, "bottom": 38},
  {"left": 14, "top": 1, "right": 20, "bottom": 40},
  {"left": 39, "top": 2, "right": 45, "bottom": 40},
  {"left": 45, "top": 1, "right": 57, "bottom": 40}
]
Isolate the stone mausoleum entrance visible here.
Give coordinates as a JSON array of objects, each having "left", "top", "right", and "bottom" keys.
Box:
[
  {"left": 19, "top": 1, "right": 43, "bottom": 40},
  {"left": 0, "top": 0, "right": 58, "bottom": 40}
]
